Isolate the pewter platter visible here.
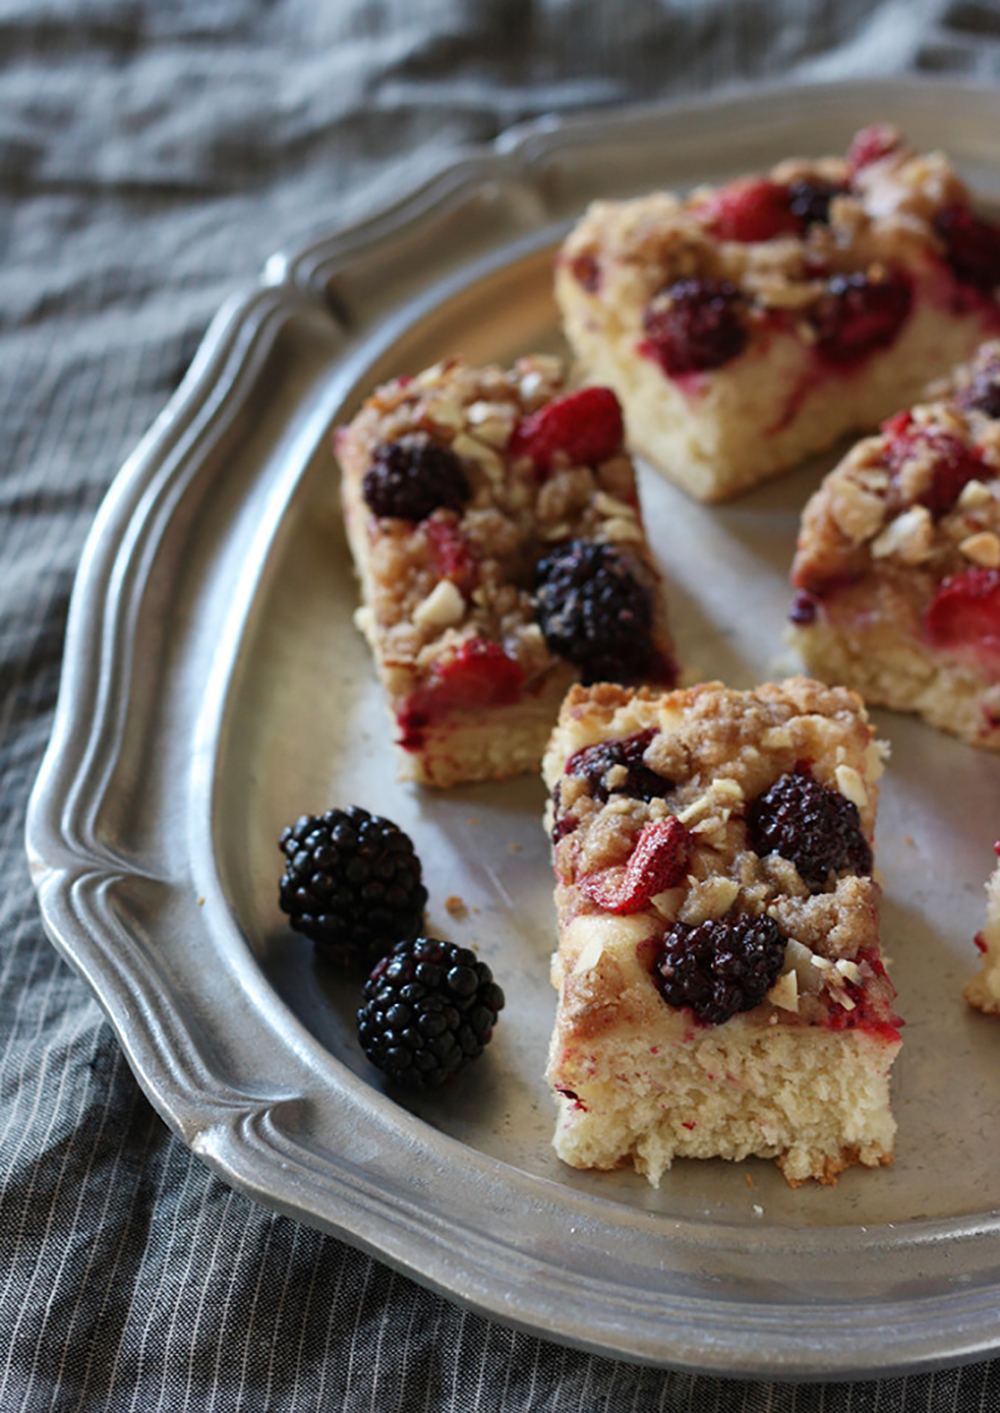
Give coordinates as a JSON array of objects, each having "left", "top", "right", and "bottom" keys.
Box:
[{"left": 26, "top": 80, "right": 1000, "bottom": 1379}]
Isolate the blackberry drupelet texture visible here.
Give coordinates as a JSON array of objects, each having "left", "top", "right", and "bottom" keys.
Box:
[
  {"left": 362, "top": 433, "right": 469, "bottom": 521},
  {"left": 641, "top": 277, "right": 748, "bottom": 376},
  {"left": 278, "top": 806, "right": 428, "bottom": 965},
  {"left": 357, "top": 937, "right": 505, "bottom": 1090},
  {"left": 652, "top": 914, "right": 787, "bottom": 1024},
  {"left": 565, "top": 729, "right": 671, "bottom": 803},
  {"left": 808, "top": 272, "right": 912, "bottom": 366},
  {"left": 534, "top": 539, "right": 654, "bottom": 685},
  {"left": 747, "top": 770, "right": 872, "bottom": 891},
  {"left": 786, "top": 177, "right": 845, "bottom": 229}
]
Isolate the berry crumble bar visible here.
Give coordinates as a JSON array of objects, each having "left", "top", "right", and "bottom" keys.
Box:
[
  {"left": 966, "top": 839, "right": 1000, "bottom": 1015},
  {"left": 543, "top": 677, "right": 899, "bottom": 1186},
  {"left": 790, "top": 340, "right": 1000, "bottom": 750},
  {"left": 556, "top": 124, "right": 1000, "bottom": 502},
  {"left": 336, "top": 356, "right": 677, "bottom": 787}
]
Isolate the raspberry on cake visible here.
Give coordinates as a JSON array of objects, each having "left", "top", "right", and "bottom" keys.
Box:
[
  {"left": 790, "top": 340, "right": 1000, "bottom": 750},
  {"left": 556, "top": 125, "right": 1000, "bottom": 502},
  {"left": 966, "top": 840, "right": 1000, "bottom": 1015},
  {"left": 542, "top": 677, "right": 900, "bottom": 1187},
  {"left": 336, "top": 356, "right": 677, "bottom": 787}
]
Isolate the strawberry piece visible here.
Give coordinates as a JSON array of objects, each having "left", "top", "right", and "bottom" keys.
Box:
[
  {"left": 430, "top": 638, "right": 525, "bottom": 708},
  {"left": 396, "top": 638, "right": 526, "bottom": 751},
  {"left": 925, "top": 567, "right": 1000, "bottom": 670},
  {"left": 510, "top": 386, "right": 624, "bottom": 474},
  {"left": 847, "top": 123, "right": 900, "bottom": 173},
  {"left": 701, "top": 178, "right": 800, "bottom": 243},
  {"left": 425, "top": 515, "right": 477, "bottom": 592},
  {"left": 882, "top": 425, "right": 984, "bottom": 518},
  {"left": 582, "top": 817, "right": 691, "bottom": 915}
]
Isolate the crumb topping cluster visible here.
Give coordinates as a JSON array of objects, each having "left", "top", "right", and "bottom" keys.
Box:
[
  {"left": 546, "top": 680, "right": 892, "bottom": 1027},
  {"left": 792, "top": 341, "right": 1000, "bottom": 607},
  {"left": 337, "top": 356, "right": 670, "bottom": 699},
  {"left": 559, "top": 126, "right": 999, "bottom": 378}
]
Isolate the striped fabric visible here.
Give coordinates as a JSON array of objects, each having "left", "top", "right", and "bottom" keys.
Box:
[{"left": 3, "top": 1, "right": 1000, "bottom": 1407}]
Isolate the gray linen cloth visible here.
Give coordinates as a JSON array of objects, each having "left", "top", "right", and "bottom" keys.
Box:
[{"left": 3, "top": 1, "right": 1000, "bottom": 1408}]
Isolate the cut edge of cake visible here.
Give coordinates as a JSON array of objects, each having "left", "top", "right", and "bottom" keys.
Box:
[{"left": 965, "top": 841, "right": 1000, "bottom": 1015}]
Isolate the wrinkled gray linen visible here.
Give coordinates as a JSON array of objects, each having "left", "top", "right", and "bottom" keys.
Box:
[{"left": 4, "top": 1, "right": 1000, "bottom": 1408}]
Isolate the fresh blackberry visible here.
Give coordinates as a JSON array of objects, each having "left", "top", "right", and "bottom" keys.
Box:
[
  {"left": 534, "top": 539, "right": 654, "bottom": 685},
  {"left": 357, "top": 937, "right": 505, "bottom": 1090},
  {"left": 362, "top": 434, "right": 470, "bottom": 522},
  {"left": 278, "top": 806, "right": 427, "bottom": 964},
  {"left": 565, "top": 729, "right": 671, "bottom": 803},
  {"left": 746, "top": 770, "right": 872, "bottom": 891},
  {"left": 642, "top": 277, "right": 747, "bottom": 376},
  {"left": 653, "top": 914, "right": 786, "bottom": 1024},
  {"left": 787, "top": 178, "right": 845, "bottom": 228}
]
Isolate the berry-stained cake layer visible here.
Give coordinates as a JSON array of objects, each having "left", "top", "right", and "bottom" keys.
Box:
[
  {"left": 791, "top": 340, "right": 1000, "bottom": 750},
  {"left": 557, "top": 125, "right": 1000, "bottom": 502},
  {"left": 543, "top": 677, "right": 899, "bottom": 1187},
  {"left": 336, "top": 356, "right": 677, "bottom": 787},
  {"left": 966, "top": 840, "right": 1000, "bottom": 1015}
]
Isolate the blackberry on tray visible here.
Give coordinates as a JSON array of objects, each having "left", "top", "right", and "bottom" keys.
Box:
[
  {"left": 278, "top": 806, "right": 427, "bottom": 966},
  {"left": 357, "top": 937, "right": 505, "bottom": 1090}
]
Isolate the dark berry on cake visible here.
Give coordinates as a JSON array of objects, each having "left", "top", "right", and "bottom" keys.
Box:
[
  {"left": 933, "top": 205, "right": 1000, "bottom": 293},
  {"left": 746, "top": 770, "right": 872, "bottom": 891},
  {"left": 357, "top": 937, "right": 505, "bottom": 1090},
  {"left": 534, "top": 539, "right": 654, "bottom": 684},
  {"left": 641, "top": 277, "right": 748, "bottom": 376},
  {"left": 787, "top": 178, "right": 846, "bottom": 229},
  {"left": 278, "top": 806, "right": 428, "bottom": 965},
  {"left": 362, "top": 434, "right": 470, "bottom": 521},
  {"left": 565, "top": 729, "right": 671, "bottom": 803},
  {"left": 957, "top": 353, "right": 1000, "bottom": 417},
  {"left": 509, "top": 385, "right": 624, "bottom": 473},
  {"left": 809, "top": 272, "right": 913, "bottom": 366},
  {"left": 652, "top": 914, "right": 787, "bottom": 1024}
]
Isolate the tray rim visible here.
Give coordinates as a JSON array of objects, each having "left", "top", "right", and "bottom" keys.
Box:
[{"left": 25, "top": 75, "right": 1000, "bottom": 1380}]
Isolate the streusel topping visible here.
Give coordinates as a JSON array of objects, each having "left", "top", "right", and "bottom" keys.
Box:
[
  {"left": 544, "top": 679, "right": 888, "bottom": 1025},
  {"left": 338, "top": 356, "right": 672, "bottom": 696}
]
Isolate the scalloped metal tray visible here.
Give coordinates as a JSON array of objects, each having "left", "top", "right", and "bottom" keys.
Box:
[{"left": 26, "top": 79, "right": 1000, "bottom": 1379}]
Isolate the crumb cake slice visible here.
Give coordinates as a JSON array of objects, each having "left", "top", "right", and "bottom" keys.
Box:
[
  {"left": 790, "top": 340, "right": 1000, "bottom": 750},
  {"left": 542, "top": 677, "right": 900, "bottom": 1186},
  {"left": 966, "top": 840, "right": 1000, "bottom": 1015},
  {"left": 336, "top": 356, "right": 676, "bottom": 787},
  {"left": 556, "top": 124, "right": 1000, "bottom": 502}
]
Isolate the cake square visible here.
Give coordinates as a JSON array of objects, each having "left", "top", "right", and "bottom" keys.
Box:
[
  {"left": 966, "top": 840, "right": 1000, "bottom": 1015},
  {"left": 542, "top": 677, "right": 900, "bottom": 1186},
  {"left": 556, "top": 125, "right": 1000, "bottom": 502},
  {"left": 790, "top": 339, "right": 1000, "bottom": 750},
  {"left": 336, "top": 356, "right": 676, "bottom": 787}
]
